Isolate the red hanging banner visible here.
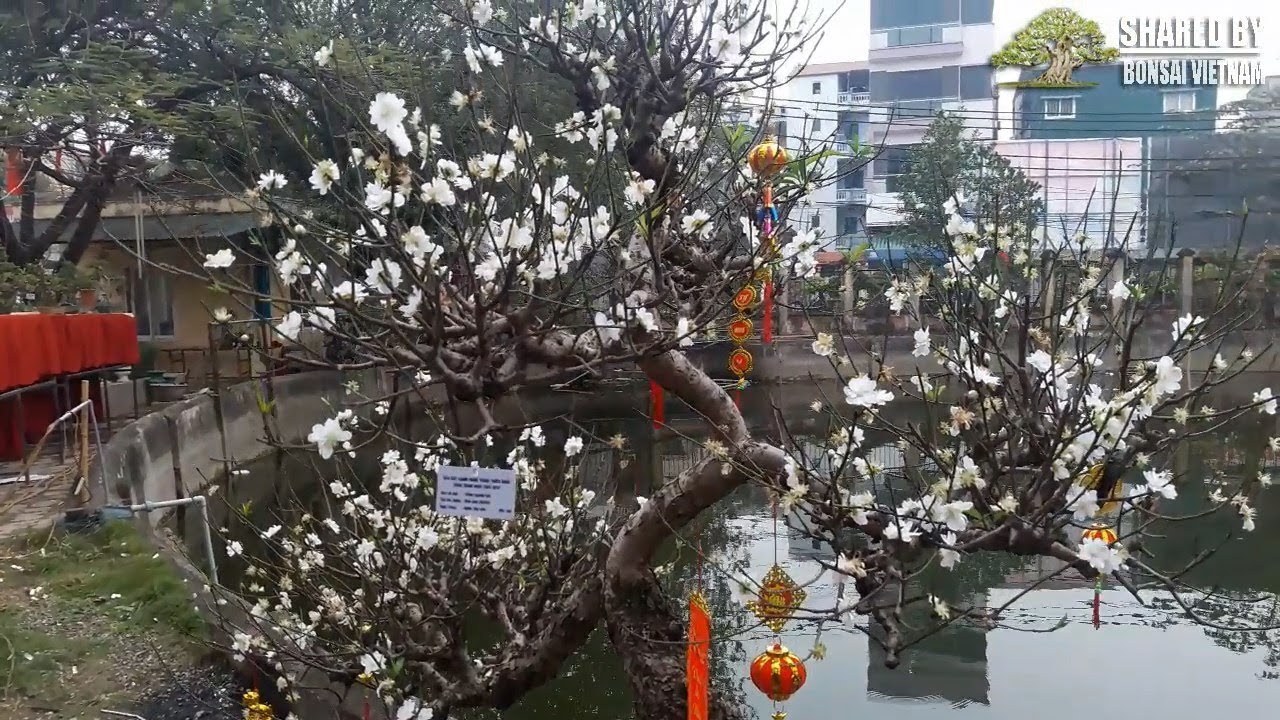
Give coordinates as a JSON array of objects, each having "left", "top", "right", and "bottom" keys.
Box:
[
  {"left": 650, "top": 378, "right": 664, "bottom": 429},
  {"left": 687, "top": 592, "right": 711, "bottom": 720},
  {"left": 761, "top": 281, "right": 774, "bottom": 344},
  {"left": 4, "top": 148, "right": 23, "bottom": 196}
]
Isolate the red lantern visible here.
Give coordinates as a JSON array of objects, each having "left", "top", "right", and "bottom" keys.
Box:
[
  {"left": 1082, "top": 524, "right": 1117, "bottom": 545},
  {"left": 749, "top": 643, "right": 806, "bottom": 702},
  {"left": 727, "top": 317, "right": 754, "bottom": 343}
]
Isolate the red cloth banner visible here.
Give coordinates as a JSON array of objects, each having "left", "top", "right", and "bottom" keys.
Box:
[
  {"left": 687, "top": 592, "right": 711, "bottom": 720},
  {"left": 0, "top": 313, "right": 140, "bottom": 461},
  {"left": 650, "top": 378, "right": 664, "bottom": 429},
  {"left": 4, "top": 148, "right": 22, "bottom": 196}
]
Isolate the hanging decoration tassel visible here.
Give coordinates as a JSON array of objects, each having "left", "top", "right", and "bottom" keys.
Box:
[
  {"left": 1092, "top": 576, "right": 1102, "bottom": 629},
  {"left": 733, "top": 387, "right": 742, "bottom": 409},
  {"left": 759, "top": 181, "right": 778, "bottom": 345},
  {"left": 650, "top": 378, "right": 664, "bottom": 429},
  {"left": 1082, "top": 524, "right": 1116, "bottom": 630},
  {"left": 762, "top": 280, "right": 774, "bottom": 344}
]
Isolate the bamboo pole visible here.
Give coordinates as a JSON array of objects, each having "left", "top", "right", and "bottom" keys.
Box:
[{"left": 76, "top": 379, "right": 91, "bottom": 504}]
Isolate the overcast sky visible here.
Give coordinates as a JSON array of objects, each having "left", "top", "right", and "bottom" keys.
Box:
[{"left": 800, "top": 0, "right": 1279, "bottom": 100}]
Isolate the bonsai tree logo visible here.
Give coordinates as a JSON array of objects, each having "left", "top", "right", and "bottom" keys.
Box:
[{"left": 991, "top": 8, "right": 1119, "bottom": 88}]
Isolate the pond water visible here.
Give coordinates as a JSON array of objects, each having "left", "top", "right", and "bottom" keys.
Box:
[{"left": 208, "top": 380, "right": 1280, "bottom": 719}]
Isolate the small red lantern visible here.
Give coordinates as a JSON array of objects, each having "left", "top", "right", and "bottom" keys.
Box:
[
  {"left": 749, "top": 643, "right": 807, "bottom": 702},
  {"left": 1082, "top": 524, "right": 1117, "bottom": 545}
]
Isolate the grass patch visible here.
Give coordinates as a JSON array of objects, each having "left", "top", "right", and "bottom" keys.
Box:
[
  {"left": 11, "top": 522, "right": 205, "bottom": 640},
  {"left": 0, "top": 522, "right": 211, "bottom": 715},
  {"left": 0, "top": 608, "right": 96, "bottom": 701}
]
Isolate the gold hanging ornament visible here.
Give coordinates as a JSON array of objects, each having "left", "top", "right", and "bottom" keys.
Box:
[
  {"left": 243, "top": 690, "right": 274, "bottom": 720},
  {"left": 746, "top": 564, "right": 807, "bottom": 633}
]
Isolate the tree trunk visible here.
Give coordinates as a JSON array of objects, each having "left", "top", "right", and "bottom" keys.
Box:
[
  {"left": 605, "top": 573, "right": 749, "bottom": 720},
  {"left": 1038, "top": 39, "right": 1077, "bottom": 85}
]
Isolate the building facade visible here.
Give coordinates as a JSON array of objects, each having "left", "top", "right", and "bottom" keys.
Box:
[
  {"left": 864, "top": 0, "right": 998, "bottom": 235},
  {"left": 776, "top": 61, "right": 871, "bottom": 250},
  {"left": 1012, "top": 63, "right": 1219, "bottom": 140}
]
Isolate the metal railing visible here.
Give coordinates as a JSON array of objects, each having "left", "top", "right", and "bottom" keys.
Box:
[
  {"left": 835, "top": 188, "right": 868, "bottom": 204},
  {"left": 837, "top": 91, "right": 871, "bottom": 105}
]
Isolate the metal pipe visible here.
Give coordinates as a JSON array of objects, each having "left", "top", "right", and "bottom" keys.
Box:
[
  {"left": 111, "top": 495, "right": 218, "bottom": 585},
  {"left": 88, "top": 404, "right": 107, "bottom": 503}
]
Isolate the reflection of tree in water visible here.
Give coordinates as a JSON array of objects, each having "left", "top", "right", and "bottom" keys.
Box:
[
  {"left": 1126, "top": 422, "right": 1280, "bottom": 681},
  {"left": 1149, "top": 592, "right": 1280, "bottom": 680}
]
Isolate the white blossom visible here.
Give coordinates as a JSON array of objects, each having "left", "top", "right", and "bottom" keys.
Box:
[
  {"left": 911, "top": 328, "right": 930, "bottom": 358},
  {"left": 203, "top": 248, "right": 235, "bottom": 269},
  {"left": 307, "top": 417, "right": 352, "bottom": 460},
  {"left": 309, "top": 160, "right": 339, "bottom": 195},
  {"left": 369, "top": 92, "right": 408, "bottom": 133},
  {"left": 1078, "top": 538, "right": 1125, "bottom": 573},
  {"left": 257, "top": 170, "right": 287, "bottom": 190},
  {"left": 1254, "top": 388, "right": 1277, "bottom": 415},
  {"left": 843, "top": 376, "right": 893, "bottom": 408}
]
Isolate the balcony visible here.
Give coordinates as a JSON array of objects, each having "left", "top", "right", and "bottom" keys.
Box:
[
  {"left": 835, "top": 187, "right": 867, "bottom": 204},
  {"left": 837, "top": 91, "right": 871, "bottom": 106}
]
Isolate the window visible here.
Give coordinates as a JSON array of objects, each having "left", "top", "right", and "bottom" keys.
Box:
[
  {"left": 842, "top": 215, "right": 862, "bottom": 235},
  {"left": 873, "top": 146, "right": 914, "bottom": 177},
  {"left": 811, "top": 117, "right": 822, "bottom": 132},
  {"left": 960, "top": 0, "right": 993, "bottom": 24},
  {"left": 871, "top": 0, "right": 958, "bottom": 30},
  {"left": 1043, "top": 97, "right": 1076, "bottom": 119},
  {"left": 959, "top": 65, "right": 992, "bottom": 100},
  {"left": 129, "top": 268, "right": 174, "bottom": 338},
  {"left": 1163, "top": 90, "right": 1197, "bottom": 113},
  {"left": 773, "top": 120, "right": 787, "bottom": 146},
  {"left": 886, "top": 25, "right": 946, "bottom": 47},
  {"left": 837, "top": 159, "right": 864, "bottom": 188},
  {"left": 838, "top": 70, "right": 869, "bottom": 93},
  {"left": 870, "top": 67, "right": 959, "bottom": 102},
  {"left": 810, "top": 213, "right": 821, "bottom": 230},
  {"left": 811, "top": 81, "right": 821, "bottom": 95},
  {"left": 837, "top": 112, "right": 858, "bottom": 143}
]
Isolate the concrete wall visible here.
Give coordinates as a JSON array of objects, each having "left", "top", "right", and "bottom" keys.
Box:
[
  {"left": 90, "top": 370, "right": 376, "bottom": 514},
  {"left": 688, "top": 331, "right": 1280, "bottom": 385}
]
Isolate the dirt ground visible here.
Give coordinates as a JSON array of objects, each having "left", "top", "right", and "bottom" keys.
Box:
[{"left": 0, "top": 524, "right": 241, "bottom": 720}]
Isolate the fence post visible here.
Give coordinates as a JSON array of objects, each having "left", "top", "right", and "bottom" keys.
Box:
[
  {"left": 843, "top": 263, "right": 856, "bottom": 327},
  {"left": 1040, "top": 250, "right": 1057, "bottom": 325},
  {"left": 1178, "top": 248, "right": 1196, "bottom": 317}
]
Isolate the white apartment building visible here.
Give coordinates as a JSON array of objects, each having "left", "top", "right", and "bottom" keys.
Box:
[
  {"left": 775, "top": 61, "right": 871, "bottom": 250},
  {"left": 863, "top": 0, "right": 999, "bottom": 232}
]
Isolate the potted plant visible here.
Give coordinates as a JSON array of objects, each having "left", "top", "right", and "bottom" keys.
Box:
[{"left": 33, "top": 270, "right": 73, "bottom": 313}]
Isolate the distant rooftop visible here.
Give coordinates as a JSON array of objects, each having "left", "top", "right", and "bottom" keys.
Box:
[{"left": 793, "top": 61, "right": 868, "bottom": 78}]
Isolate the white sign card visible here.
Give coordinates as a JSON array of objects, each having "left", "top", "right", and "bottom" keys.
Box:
[{"left": 435, "top": 465, "right": 517, "bottom": 520}]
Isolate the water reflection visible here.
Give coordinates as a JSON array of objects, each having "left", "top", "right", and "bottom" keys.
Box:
[{"left": 211, "top": 383, "right": 1280, "bottom": 719}]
